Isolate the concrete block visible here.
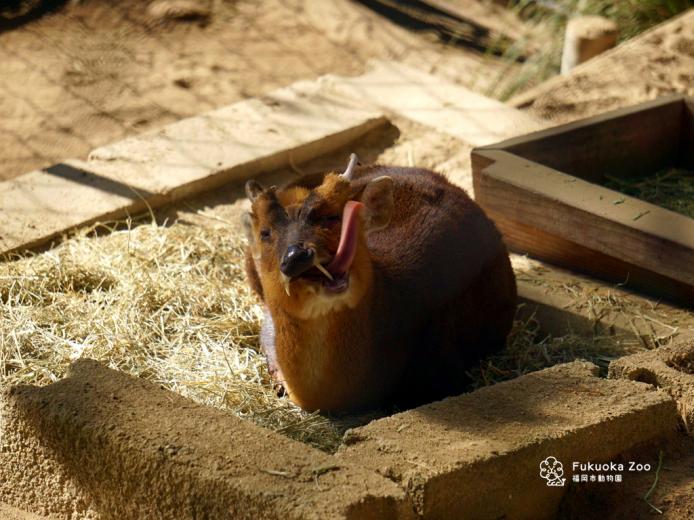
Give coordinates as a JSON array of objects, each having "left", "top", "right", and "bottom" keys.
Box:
[
  {"left": 0, "top": 360, "right": 414, "bottom": 520},
  {"left": 610, "top": 340, "right": 694, "bottom": 435},
  {"left": 0, "top": 80, "right": 386, "bottom": 256},
  {"left": 336, "top": 361, "right": 679, "bottom": 520}
]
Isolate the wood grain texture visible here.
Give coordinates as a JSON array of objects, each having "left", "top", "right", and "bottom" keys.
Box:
[
  {"left": 0, "top": 80, "right": 387, "bottom": 256},
  {"left": 473, "top": 96, "right": 694, "bottom": 306},
  {"left": 486, "top": 96, "right": 686, "bottom": 182},
  {"left": 319, "top": 60, "right": 541, "bottom": 147},
  {"left": 501, "top": 211, "right": 694, "bottom": 306}
]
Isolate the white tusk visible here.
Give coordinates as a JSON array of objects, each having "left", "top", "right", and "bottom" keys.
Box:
[
  {"left": 281, "top": 274, "right": 292, "bottom": 296},
  {"left": 340, "top": 153, "right": 359, "bottom": 181},
  {"left": 313, "top": 261, "right": 334, "bottom": 281}
]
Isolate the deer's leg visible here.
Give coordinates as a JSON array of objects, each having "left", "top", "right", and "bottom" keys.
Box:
[{"left": 260, "top": 308, "right": 286, "bottom": 396}]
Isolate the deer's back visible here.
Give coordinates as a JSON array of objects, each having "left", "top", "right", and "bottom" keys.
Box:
[{"left": 353, "top": 166, "right": 506, "bottom": 309}]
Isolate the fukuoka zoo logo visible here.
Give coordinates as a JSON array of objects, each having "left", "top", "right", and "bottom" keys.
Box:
[{"left": 540, "top": 456, "right": 566, "bottom": 486}]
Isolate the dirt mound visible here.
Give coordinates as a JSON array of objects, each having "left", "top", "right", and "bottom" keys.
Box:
[{"left": 514, "top": 10, "right": 694, "bottom": 124}]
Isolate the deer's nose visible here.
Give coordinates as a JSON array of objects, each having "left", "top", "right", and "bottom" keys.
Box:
[{"left": 280, "top": 245, "right": 314, "bottom": 278}]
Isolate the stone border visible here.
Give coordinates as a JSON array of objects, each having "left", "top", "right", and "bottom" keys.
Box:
[
  {"left": 610, "top": 340, "right": 694, "bottom": 435},
  {"left": 336, "top": 361, "right": 678, "bottom": 519},
  {"left": 0, "top": 360, "right": 415, "bottom": 520},
  {"left": 0, "top": 360, "right": 678, "bottom": 519}
]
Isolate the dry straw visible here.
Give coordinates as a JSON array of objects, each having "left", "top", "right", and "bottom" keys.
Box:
[
  {"left": 605, "top": 168, "right": 694, "bottom": 220},
  {"left": 0, "top": 216, "right": 659, "bottom": 452},
  {"left": 0, "top": 218, "right": 350, "bottom": 451}
]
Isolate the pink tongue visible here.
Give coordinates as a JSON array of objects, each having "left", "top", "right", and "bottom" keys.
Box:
[{"left": 326, "top": 200, "right": 363, "bottom": 276}]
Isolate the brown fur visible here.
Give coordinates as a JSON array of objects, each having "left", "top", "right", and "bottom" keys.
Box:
[{"left": 244, "top": 164, "right": 517, "bottom": 412}]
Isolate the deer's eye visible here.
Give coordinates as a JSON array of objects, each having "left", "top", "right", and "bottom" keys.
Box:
[
  {"left": 260, "top": 229, "right": 271, "bottom": 241},
  {"left": 318, "top": 215, "right": 340, "bottom": 226}
]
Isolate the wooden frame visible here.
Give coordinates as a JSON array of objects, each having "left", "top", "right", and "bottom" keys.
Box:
[{"left": 472, "top": 95, "right": 694, "bottom": 306}]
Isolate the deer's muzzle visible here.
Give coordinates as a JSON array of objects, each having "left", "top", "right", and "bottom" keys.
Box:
[{"left": 280, "top": 245, "right": 315, "bottom": 278}]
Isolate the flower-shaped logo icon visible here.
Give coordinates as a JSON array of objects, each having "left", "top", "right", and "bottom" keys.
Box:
[{"left": 540, "top": 456, "right": 566, "bottom": 486}]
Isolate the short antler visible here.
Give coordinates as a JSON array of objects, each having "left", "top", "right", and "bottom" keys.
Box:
[{"left": 340, "top": 153, "right": 359, "bottom": 181}]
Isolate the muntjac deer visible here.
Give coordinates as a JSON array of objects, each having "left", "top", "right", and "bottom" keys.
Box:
[{"left": 243, "top": 154, "right": 516, "bottom": 412}]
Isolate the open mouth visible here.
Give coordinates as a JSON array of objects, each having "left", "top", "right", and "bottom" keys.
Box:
[
  {"left": 295, "top": 267, "right": 350, "bottom": 294},
  {"left": 283, "top": 200, "right": 363, "bottom": 296}
]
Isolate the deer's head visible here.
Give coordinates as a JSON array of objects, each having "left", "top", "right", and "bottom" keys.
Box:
[{"left": 244, "top": 154, "right": 393, "bottom": 319}]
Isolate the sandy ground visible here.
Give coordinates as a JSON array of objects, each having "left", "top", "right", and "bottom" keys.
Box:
[
  {"left": 514, "top": 9, "right": 694, "bottom": 124},
  {"left": 0, "top": 502, "right": 45, "bottom": 520},
  {"left": 0, "top": 0, "right": 507, "bottom": 181}
]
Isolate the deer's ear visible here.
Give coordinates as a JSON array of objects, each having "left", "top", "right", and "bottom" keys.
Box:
[
  {"left": 245, "top": 180, "right": 264, "bottom": 202},
  {"left": 242, "top": 211, "right": 254, "bottom": 243},
  {"left": 359, "top": 176, "right": 393, "bottom": 232}
]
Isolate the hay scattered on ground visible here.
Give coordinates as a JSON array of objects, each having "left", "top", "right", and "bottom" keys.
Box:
[
  {"left": 513, "top": 255, "right": 686, "bottom": 349},
  {"left": 0, "top": 217, "right": 663, "bottom": 451},
  {"left": 468, "top": 312, "right": 636, "bottom": 389},
  {"left": 604, "top": 168, "right": 694, "bottom": 220},
  {"left": 0, "top": 219, "right": 348, "bottom": 451}
]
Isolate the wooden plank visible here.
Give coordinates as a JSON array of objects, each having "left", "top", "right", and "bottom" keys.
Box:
[
  {"left": 318, "top": 60, "right": 542, "bottom": 147},
  {"left": 500, "top": 96, "right": 686, "bottom": 183},
  {"left": 0, "top": 80, "right": 387, "bottom": 256},
  {"left": 473, "top": 148, "right": 694, "bottom": 305},
  {"left": 477, "top": 149, "right": 694, "bottom": 276},
  {"left": 501, "top": 210, "right": 694, "bottom": 305},
  {"left": 472, "top": 93, "right": 694, "bottom": 307}
]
